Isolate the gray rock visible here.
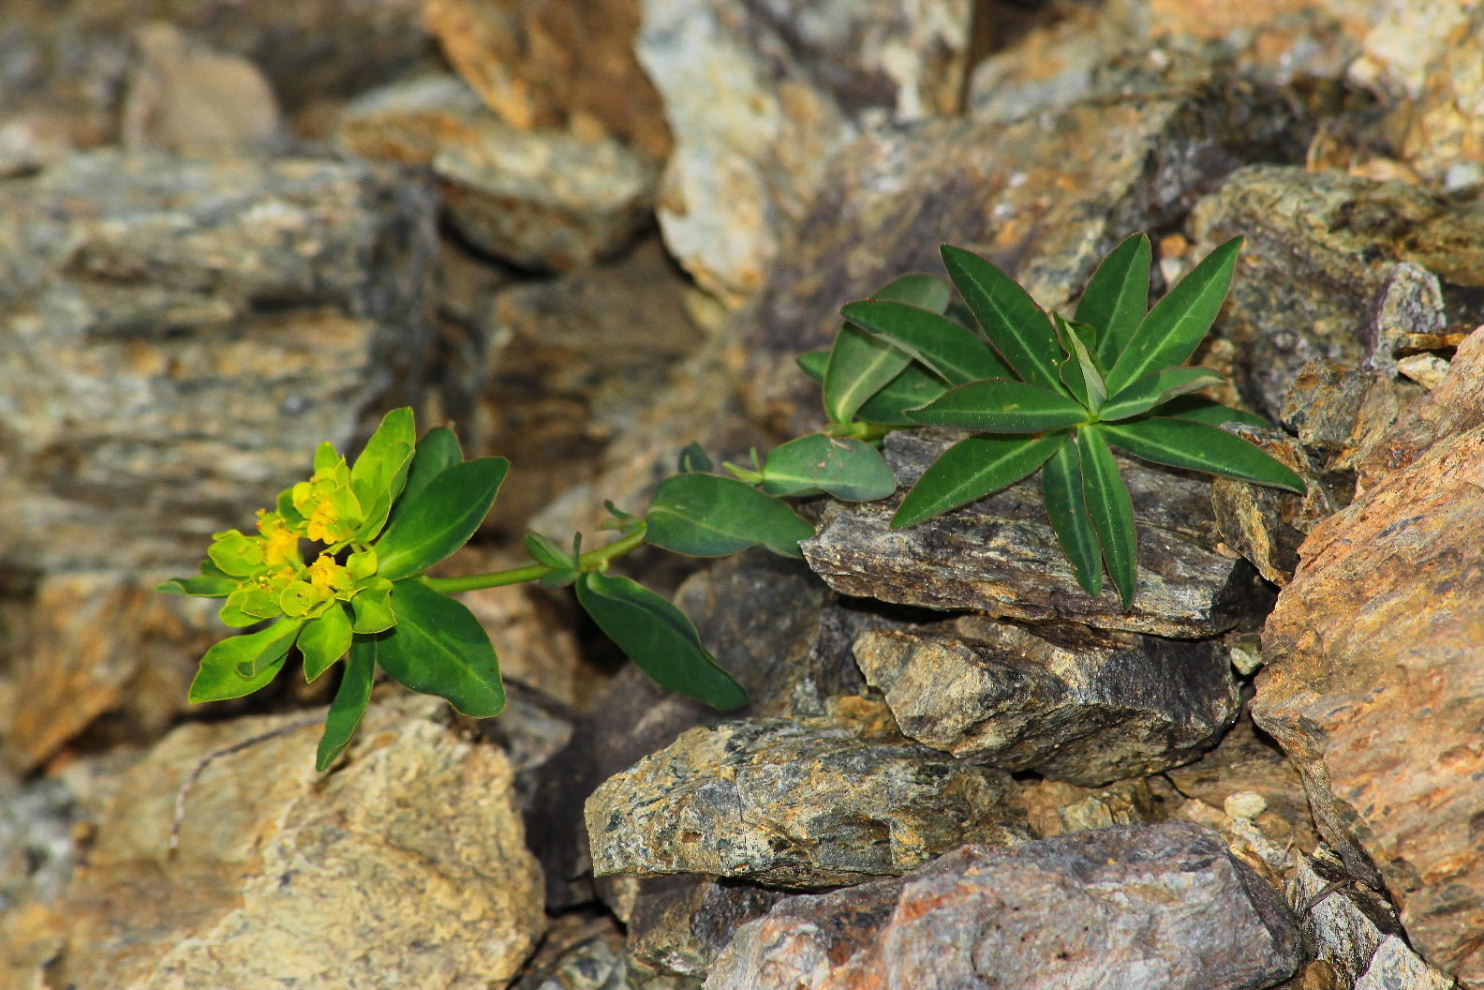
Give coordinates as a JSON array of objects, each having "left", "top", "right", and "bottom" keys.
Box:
[
  {"left": 853, "top": 615, "right": 1239, "bottom": 785},
  {"left": 706, "top": 822, "right": 1302, "bottom": 990},
  {"left": 585, "top": 717, "right": 1030, "bottom": 890},
  {"left": 804, "top": 429, "right": 1270, "bottom": 639},
  {"left": 627, "top": 875, "right": 785, "bottom": 982},
  {"left": 1209, "top": 428, "right": 1335, "bottom": 587},
  {"left": 1187, "top": 164, "right": 1480, "bottom": 415},
  {"left": 637, "top": 0, "right": 975, "bottom": 304},
  {"left": 0, "top": 150, "right": 435, "bottom": 573}
]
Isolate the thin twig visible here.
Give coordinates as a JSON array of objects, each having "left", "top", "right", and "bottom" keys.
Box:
[
  {"left": 1299, "top": 878, "right": 1352, "bottom": 915},
  {"left": 169, "top": 716, "right": 321, "bottom": 854}
]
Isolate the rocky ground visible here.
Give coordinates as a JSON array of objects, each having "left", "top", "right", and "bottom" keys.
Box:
[{"left": 1, "top": 0, "right": 1480, "bottom": 988}]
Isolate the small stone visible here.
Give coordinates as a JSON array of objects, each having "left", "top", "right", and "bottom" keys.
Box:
[
  {"left": 1225, "top": 792, "right": 1269, "bottom": 820},
  {"left": 585, "top": 717, "right": 1029, "bottom": 890},
  {"left": 706, "top": 823, "right": 1302, "bottom": 990},
  {"left": 1395, "top": 352, "right": 1452, "bottom": 389}
]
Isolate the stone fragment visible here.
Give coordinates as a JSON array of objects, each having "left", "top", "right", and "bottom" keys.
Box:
[
  {"left": 1188, "top": 165, "right": 1480, "bottom": 414},
  {"left": 585, "top": 718, "right": 1029, "bottom": 890},
  {"left": 45, "top": 696, "right": 545, "bottom": 990},
  {"left": 509, "top": 914, "right": 629, "bottom": 990},
  {"left": 626, "top": 875, "right": 785, "bottom": 982},
  {"left": 0, "top": 571, "right": 219, "bottom": 773},
  {"left": 852, "top": 615, "right": 1239, "bottom": 785},
  {"left": 0, "top": 151, "right": 435, "bottom": 573},
  {"left": 737, "top": 81, "right": 1311, "bottom": 438},
  {"left": 636, "top": 0, "right": 975, "bottom": 304},
  {"left": 804, "top": 429, "right": 1269, "bottom": 639},
  {"left": 425, "top": 0, "right": 671, "bottom": 161},
  {"left": 1254, "top": 330, "right": 1484, "bottom": 984},
  {"left": 121, "top": 22, "right": 281, "bottom": 156},
  {"left": 706, "top": 823, "right": 1302, "bottom": 990},
  {"left": 1019, "top": 777, "right": 1168, "bottom": 839},
  {"left": 1210, "top": 429, "right": 1335, "bottom": 586},
  {"left": 1293, "top": 848, "right": 1455, "bottom": 990}
]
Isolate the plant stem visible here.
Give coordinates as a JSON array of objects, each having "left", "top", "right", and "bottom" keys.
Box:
[{"left": 420, "top": 524, "right": 649, "bottom": 594}]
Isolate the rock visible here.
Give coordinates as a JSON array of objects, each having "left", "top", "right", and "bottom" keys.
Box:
[
  {"left": 636, "top": 0, "right": 976, "bottom": 304},
  {"left": 1292, "top": 847, "right": 1456, "bottom": 990},
  {"left": 626, "top": 875, "right": 785, "bottom": 983},
  {"left": 1210, "top": 429, "right": 1335, "bottom": 586},
  {"left": 120, "top": 22, "right": 281, "bottom": 156},
  {"left": 736, "top": 80, "right": 1311, "bottom": 438},
  {"left": 1254, "top": 329, "right": 1484, "bottom": 984},
  {"left": 852, "top": 614, "right": 1239, "bottom": 785},
  {"left": 1019, "top": 777, "right": 1170, "bottom": 839},
  {"left": 804, "top": 429, "right": 1272, "bottom": 639},
  {"left": 586, "top": 717, "right": 1029, "bottom": 890},
  {"left": 706, "top": 822, "right": 1302, "bottom": 990},
  {"left": 43, "top": 696, "right": 545, "bottom": 989},
  {"left": 0, "top": 151, "right": 436, "bottom": 573},
  {"left": 425, "top": 0, "right": 670, "bottom": 161},
  {"left": 509, "top": 913, "right": 630, "bottom": 990},
  {"left": 1187, "top": 164, "right": 1481, "bottom": 415},
  {"left": 0, "top": 571, "right": 219, "bottom": 773}
]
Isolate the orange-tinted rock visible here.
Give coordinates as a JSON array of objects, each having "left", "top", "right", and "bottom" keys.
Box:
[{"left": 1254, "top": 328, "right": 1484, "bottom": 985}]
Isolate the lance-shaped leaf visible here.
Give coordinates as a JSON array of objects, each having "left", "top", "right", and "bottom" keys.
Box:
[
  {"left": 576, "top": 571, "right": 748, "bottom": 710},
  {"left": 647, "top": 473, "right": 815, "bottom": 558},
  {"left": 823, "top": 326, "right": 913, "bottom": 425},
  {"left": 1079, "top": 233, "right": 1152, "bottom": 367},
  {"left": 873, "top": 272, "right": 953, "bottom": 312},
  {"left": 299, "top": 602, "right": 354, "bottom": 682},
  {"left": 375, "top": 457, "right": 510, "bottom": 580},
  {"left": 351, "top": 408, "right": 416, "bottom": 542},
  {"left": 892, "top": 432, "right": 1065, "bottom": 529},
  {"left": 1077, "top": 426, "right": 1137, "bottom": 609},
  {"left": 800, "top": 350, "right": 949, "bottom": 426},
  {"left": 939, "top": 245, "right": 1064, "bottom": 392},
  {"left": 387, "top": 426, "right": 464, "bottom": 528},
  {"left": 1099, "top": 367, "right": 1227, "bottom": 422},
  {"left": 157, "top": 568, "right": 236, "bottom": 598},
  {"left": 315, "top": 635, "right": 377, "bottom": 771},
  {"left": 1041, "top": 438, "right": 1102, "bottom": 596},
  {"left": 1105, "top": 237, "right": 1242, "bottom": 395},
  {"left": 907, "top": 380, "right": 1089, "bottom": 433},
  {"left": 1100, "top": 418, "right": 1306, "bottom": 492},
  {"left": 376, "top": 579, "right": 504, "bottom": 717},
  {"left": 1052, "top": 314, "right": 1107, "bottom": 411},
  {"left": 677, "top": 443, "right": 714, "bottom": 474},
  {"left": 188, "top": 618, "right": 304, "bottom": 703},
  {"left": 841, "top": 300, "right": 1013, "bottom": 385},
  {"left": 759, "top": 434, "right": 897, "bottom": 501},
  {"left": 1158, "top": 396, "right": 1270, "bottom": 429}
]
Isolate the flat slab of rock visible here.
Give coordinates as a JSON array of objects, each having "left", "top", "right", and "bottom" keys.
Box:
[
  {"left": 853, "top": 615, "right": 1238, "bottom": 785},
  {"left": 585, "top": 717, "right": 1029, "bottom": 890},
  {"left": 804, "top": 429, "right": 1265, "bottom": 638},
  {"left": 1254, "top": 331, "right": 1484, "bottom": 986},
  {"left": 43, "top": 696, "right": 545, "bottom": 990},
  {"left": 706, "top": 822, "right": 1301, "bottom": 990}
]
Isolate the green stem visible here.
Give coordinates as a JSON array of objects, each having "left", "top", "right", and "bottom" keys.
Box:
[{"left": 421, "top": 524, "right": 648, "bottom": 594}]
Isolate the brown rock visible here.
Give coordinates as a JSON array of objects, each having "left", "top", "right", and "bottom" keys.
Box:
[
  {"left": 626, "top": 875, "right": 785, "bottom": 982},
  {"left": 425, "top": 0, "right": 671, "bottom": 161},
  {"left": 1254, "top": 330, "right": 1484, "bottom": 984},
  {"left": 47, "top": 696, "right": 545, "bottom": 989},
  {"left": 1211, "top": 429, "right": 1335, "bottom": 586},
  {"left": 804, "top": 429, "right": 1270, "bottom": 639},
  {"left": 1019, "top": 777, "right": 1168, "bottom": 839},
  {"left": 706, "top": 823, "right": 1302, "bottom": 990}
]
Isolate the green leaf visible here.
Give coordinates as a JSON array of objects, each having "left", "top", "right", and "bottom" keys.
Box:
[
  {"left": 854, "top": 362, "right": 952, "bottom": 425},
  {"left": 188, "top": 618, "right": 304, "bottom": 703},
  {"left": 158, "top": 573, "right": 236, "bottom": 597},
  {"left": 906, "top": 380, "right": 1090, "bottom": 433},
  {"left": 575, "top": 571, "right": 747, "bottom": 709},
  {"left": 1077, "top": 427, "right": 1137, "bottom": 609},
  {"left": 376, "top": 579, "right": 504, "bottom": 717},
  {"left": 841, "top": 300, "right": 1013, "bottom": 385},
  {"left": 388, "top": 426, "right": 464, "bottom": 527},
  {"left": 1100, "top": 418, "right": 1306, "bottom": 493},
  {"left": 315, "top": 635, "right": 377, "bottom": 771},
  {"left": 823, "top": 325, "right": 913, "bottom": 424},
  {"left": 1040, "top": 438, "right": 1102, "bottom": 596},
  {"left": 1098, "top": 367, "right": 1227, "bottom": 422},
  {"left": 759, "top": 434, "right": 897, "bottom": 501},
  {"left": 219, "top": 594, "right": 266, "bottom": 628},
  {"left": 1105, "top": 236, "right": 1242, "bottom": 395},
  {"left": 646, "top": 473, "right": 815, "bottom": 558},
  {"left": 1079, "top": 233, "right": 1152, "bottom": 368},
  {"left": 300, "top": 603, "right": 354, "bottom": 682},
  {"left": 350, "top": 579, "right": 396, "bottom": 634},
  {"left": 351, "top": 407, "right": 417, "bottom": 542},
  {"left": 1159, "top": 396, "right": 1270, "bottom": 428},
  {"left": 892, "top": 432, "right": 1064, "bottom": 528},
  {"left": 939, "top": 245, "right": 1064, "bottom": 392},
  {"left": 524, "top": 531, "right": 575, "bottom": 569},
  {"left": 797, "top": 349, "right": 829, "bottom": 384},
  {"left": 313, "top": 441, "right": 341, "bottom": 473},
  {"left": 375, "top": 457, "right": 511, "bottom": 580},
  {"left": 677, "top": 443, "right": 715, "bottom": 474},
  {"left": 1054, "top": 314, "right": 1107, "bottom": 410},
  {"left": 873, "top": 272, "right": 953, "bottom": 312},
  {"left": 207, "top": 530, "right": 264, "bottom": 577}
]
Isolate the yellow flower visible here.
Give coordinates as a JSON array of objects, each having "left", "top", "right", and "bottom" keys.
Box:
[
  {"left": 291, "top": 470, "right": 361, "bottom": 545},
  {"left": 256, "top": 510, "right": 303, "bottom": 569},
  {"left": 307, "top": 553, "right": 354, "bottom": 600}
]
